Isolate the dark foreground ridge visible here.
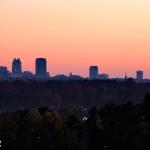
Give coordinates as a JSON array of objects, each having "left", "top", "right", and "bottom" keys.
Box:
[
  {"left": 0, "top": 80, "right": 149, "bottom": 111},
  {"left": 1, "top": 94, "right": 150, "bottom": 150}
]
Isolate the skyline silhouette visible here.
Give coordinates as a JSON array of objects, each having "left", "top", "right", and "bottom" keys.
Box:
[
  {"left": 0, "top": 57, "right": 147, "bottom": 79},
  {"left": 1, "top": 1, "right": 150, "bottom": 149},
  {"left": 1, "top": 0, "right": 150, "bottom": 77}
]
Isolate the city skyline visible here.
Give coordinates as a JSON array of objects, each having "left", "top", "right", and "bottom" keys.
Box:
[
  {"left": 1, "top": 0, "right": 150, "bottom": 77},
  {"left": 1, "top": 1, "right": 150, "bottom": 149},
  {"left": 0, "top": 57, "right": 147, "bottom": 79}
]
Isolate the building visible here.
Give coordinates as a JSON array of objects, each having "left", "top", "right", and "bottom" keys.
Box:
[
  {"left": 136, "top": 70, "right": 144, "bottom": 80},
  {"left": 12, "top": 58, "right": 22, "bottom": 76},
  {"left": 46, "top": 72, "right": 50, "bottom": 78},
  {"left": 0, "top": 66, "right": 10, "bottom": 78},
  {"left": 23, "top": 71, "right": 33, "bottom": 78},
  {"left": 69, "top": 72, "right": 84, "bottom": 80},
  {"left": 53, "top": 74, "right": 68, "bottom": 80},
  {"left": 98, "top": 73, "right": 109, "bottom": 80},
  {"left": 35, "top": 58, "right": 47, "bottom": 77},
  {"left": 0, "top": 66, "right": 8, "bottom": 73},
  {"left": 89, "top": 66, "right": 99, "bottom": 79}
]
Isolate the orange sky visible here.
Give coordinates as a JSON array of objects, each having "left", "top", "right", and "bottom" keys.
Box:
[{"left": 0, "top": 0, "right": 150, "bottom": 78}]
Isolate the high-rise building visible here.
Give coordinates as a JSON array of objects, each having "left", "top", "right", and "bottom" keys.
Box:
[
  {"left": 35, "top": 58, "right": 47, "bottom": 77},
  {"left": 89, "top": 66, "right": 99, "bottom": 79},
  {"left": 136, "top": 70, "right": 143, "bottom": 80},
  {"left": 12, "top": 58, "right": 22, "bottom": 76}
]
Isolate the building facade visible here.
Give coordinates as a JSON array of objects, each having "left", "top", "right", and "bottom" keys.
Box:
[
  {"left": 12, "top": 58, "right": 22, "bottom": 76},
  {"left": 89, "top": 66, "right": 99, "bottom": 79},
  {"left": 35, "top": 58, "right": 47, "bottom": 77},
  {"left": 0, "top": 66, "right": 10, "bottom": 78},
  {"left": 136, "top": 70, "right": 143, "bottom": 80},
  {"left": 99, "top": 73, "right": 109, "bottom": 80}
]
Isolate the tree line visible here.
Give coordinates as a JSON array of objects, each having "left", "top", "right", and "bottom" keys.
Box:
[
  {"left": 1, "top": 94, "right": 150, "bottom": 149},
  {"left": 0, "top": 80, "right": 149, "bottom": 111}
]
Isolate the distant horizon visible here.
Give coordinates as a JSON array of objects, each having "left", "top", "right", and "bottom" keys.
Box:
[
  {"left": 0, "top": 57, "right": 148, "bottom": 79},
  {"left": 1, "top": 0, "right": 150, "bottom": 78}
]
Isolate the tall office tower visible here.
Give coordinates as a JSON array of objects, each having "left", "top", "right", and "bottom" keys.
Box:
[
  {"left": 89, "top": 66, "right": 99, "bottom": 79},
  {"left": 12, "top": 58, "right": 22, "bottom": 75},
  {"left": 136, "top": 70, "right": 144, "bottom": 80},
  {"left": 35, "top": 58, "right": 47, "bottom": 77}
]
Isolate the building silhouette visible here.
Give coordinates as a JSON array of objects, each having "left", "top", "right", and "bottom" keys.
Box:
[
  {"left": 23, "top": 71, "right": 33, "bottom": 78},
  {"left": 136, "top": 70, "right": 143, "bottom": 80},
  {"left": 12, "top": 58, "right": 22, "bottom": 76},
  {"left": 99, "top": 73, "right": 109, "bottom": 80},
  {"left": 35, "top": 58, "right": 47, "bottom": 77},
  {"left": 89, "top": 66, "right": 99, "bottom": 79},
  {"left": 0, "top": 66, "right": 10, "bottom": 78}
]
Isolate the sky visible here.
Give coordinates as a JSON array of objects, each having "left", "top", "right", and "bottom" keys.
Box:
[{"left": 0, "top": 0, "right": 150, "bottom": 78}]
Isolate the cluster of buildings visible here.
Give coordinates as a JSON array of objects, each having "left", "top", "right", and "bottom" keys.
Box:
[
  {"left": 89, "top": 66, "right": 109, "bottom": 80},
  {"left": 0, "top": 58, "right": 48, "bottom": 79},
  {"left": 0, "top": 58, "right": 83, "bottom": 80},
  {"left": 0, "top": 58, "right": 145, "bottom": 81},
  {"left": 89, "top": 66, "right": 144, "bottom": 81}
]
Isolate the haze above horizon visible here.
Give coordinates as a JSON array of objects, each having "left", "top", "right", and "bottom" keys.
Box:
[{"left": 0, "top": 0, "right": 150, "bottom": 78}]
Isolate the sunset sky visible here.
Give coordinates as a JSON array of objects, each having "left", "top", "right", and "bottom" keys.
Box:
[{"left": 0, "top": 0, "right": 150, "bottom": 78}]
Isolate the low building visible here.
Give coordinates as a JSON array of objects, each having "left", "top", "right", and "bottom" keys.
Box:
[
  {"left": 98, "top": 73, "right": 109, "bottom": 80},
  {"left": 23, "top": 71, "right": 34, "bottom": 78},
  {"left": 0, "top": 66, "right": 10, "bottom": 78}
]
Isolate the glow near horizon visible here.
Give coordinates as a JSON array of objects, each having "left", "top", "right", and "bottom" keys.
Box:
[{"left": 0, "top": 0, "right": 150, "bottom": 78}]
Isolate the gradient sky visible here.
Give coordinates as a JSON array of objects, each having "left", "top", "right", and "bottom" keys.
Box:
[{"left": 0, "top": 0, "right": 150, "bottom": 78}]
